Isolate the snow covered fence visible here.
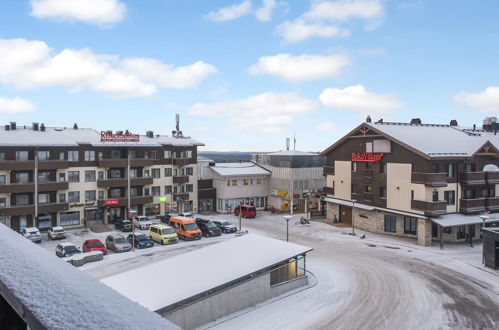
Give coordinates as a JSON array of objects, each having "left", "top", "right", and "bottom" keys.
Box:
[{"left": 0, "top": 224, "right": 179, "bottom": 330}]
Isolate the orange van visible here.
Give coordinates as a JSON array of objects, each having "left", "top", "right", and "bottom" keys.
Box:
[{"left": 168, "top": 216, "right": 202, "bottom": 240}]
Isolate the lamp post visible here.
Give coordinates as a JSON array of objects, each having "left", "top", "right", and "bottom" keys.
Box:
[
  {"left": 351, "top": 199, "right": 357, "bottom": 236},
  {"left": 238, "top": 201, "right": 242, "bottom": 232},
  {"left": 479, "top": 214, "right": 489, "bottom": 264},
  {"left": 284, "top": 215, "right": 292, "bottom": 242}
]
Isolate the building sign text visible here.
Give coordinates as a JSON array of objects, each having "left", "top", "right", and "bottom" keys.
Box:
[
  {"left": 351, "top": 152, "right": 384, "bottom": 162},
  {"left": 100, "top": 131, "right": 140, "bottom": 143}
]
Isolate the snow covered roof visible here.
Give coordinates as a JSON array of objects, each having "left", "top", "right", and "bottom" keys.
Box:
[
  {"left": 430, "top": 213, "right": 499, "bottom": 228},
  {"left": 101, "top": 234, "right": 312, "bottom": 312},
  {"left": 209, "top": 162, "right": 271, "bottom": 177},
  {"left": 0, "top": 224, "right": 177, "bottom": 330},
  {"left": 0, "top": 125, "right": 203, "bottom": 147},
  {"left": 267, "top": 150, "right": 319, "bottom": 156}
]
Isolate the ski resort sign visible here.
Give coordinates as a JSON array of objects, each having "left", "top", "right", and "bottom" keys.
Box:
[
  {"left": 100, "top": 131, "right": 140, "bottom": 143},
  {"left": 351, "top": 152, "right": 384, "bottom": 162}
]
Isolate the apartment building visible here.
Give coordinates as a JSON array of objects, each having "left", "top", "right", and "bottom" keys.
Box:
[
  {"left": 0, "top": 122, "right": 203, "bottom": 232},
  {"left": 320, "top": 117, "right": 499, "bottom": 246}
]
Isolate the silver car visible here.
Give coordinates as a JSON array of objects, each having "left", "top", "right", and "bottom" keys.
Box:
[
  {"left": 21, "top": 227, "right": 42, "bottom": 243},
  {"left": 105, "top": 234, "right": 132, "bottom": 253},
  {"left": 48, "top": 226, "right": 67, "bottom": 240}
]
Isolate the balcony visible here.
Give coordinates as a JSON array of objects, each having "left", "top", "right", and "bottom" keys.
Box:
[
  {"left": 38, "top": 181, "right": 69, "bottom": 192},
  {"left": 0, "top": 160, "right": 33, "bottom": 171},
  {"left": 486, "top": 197, "right": 499, "bottom": 212},
  {"left": 411, "top": 172, "right": 448, "bottom": 187},
  {"left": 97, "top": 195, "right": 153, "bottom": 207},
  {"left": 172, "top": 158, "right": 195, "bottom": 167},
  {"left": 323, "top": 166, "right": 335, "bottom": 176},
  {"left": 0, "top": 202, "right": 69, "bottom": 216},
  {"left": 131, "top": 158, "right": 154, "bottom": 167},
  {"left": 459, "top": 198, "right": 486, "bottom": 213},
  {"left": 411, "top": 200, "right": 447, "bottom": 216},
  {"left": 486, "top": 172, "right": 499, "bottom": 184},
  {"left": 97, "top": 177, "right": 153, "bottom": 188},
  {"left": 173, "top": 176, "right": 189, "bottom": 184},
  {"left": 0, "top": 181, "right": 68, "bottom": 193},
  {"left": 98, "top": 158, "right": 128, "bottom": 168},
  {"left": 38, "top": 160, "right": 69, "bottom": 170},
  {"left": 323, "top": 186, "right": 334, "bottom": 195},
  {"left": 459, "top": 172, "right": 486, "bottom": 185}
]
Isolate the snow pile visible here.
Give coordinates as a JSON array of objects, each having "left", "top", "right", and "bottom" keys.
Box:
[{"left": 0, "top": 224, "right": 178, "bottom": 330}]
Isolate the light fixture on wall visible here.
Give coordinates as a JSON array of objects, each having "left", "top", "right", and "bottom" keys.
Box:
[{"left": 396, "top": 186, "right": 400, "bottom": 190}]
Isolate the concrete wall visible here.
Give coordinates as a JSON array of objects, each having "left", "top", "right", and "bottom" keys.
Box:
[
  {"left": 212, "top": 174, "right": 270, "bottom": 200},
  {"left": 270, "top": 276, "right": 308, "bottom": 297},
  {"left": 330, "top": 161, "right": 351, "bottom": 200},
  {"left": 387, "top": 163, "right": 424, "bottom": 215}
]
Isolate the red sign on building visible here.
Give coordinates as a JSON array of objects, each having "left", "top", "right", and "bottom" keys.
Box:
[
  {"left": 103, "top": 199, "right": 119, "bottom": 206},
  {"left": 351, "top": 152, "right": 384, "bottom": 162}
]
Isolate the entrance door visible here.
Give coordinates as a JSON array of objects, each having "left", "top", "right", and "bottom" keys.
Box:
[{"left": 339, "top": 205, "right": 352, "bottom": 225}]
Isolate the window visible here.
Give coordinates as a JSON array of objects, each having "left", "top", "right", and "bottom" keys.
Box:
[
  {"left": 152, "top": 169, "right": 160, "bottom": 178},
  {"left": 462, "top": 189, "right": 475, "bottom": 199},
  {"left": 380, "top": 186, "right": 387, "bottom": 198},
  {"left": 366, "top": 142, "right": 373, "bottom": 152},
  {"left": 98, "top": 171, "right": 104, "bottom": 180},
  {"left": 85, "top": 170, "right": 96, "bottom": 182},
  {"left": 230, "top": 179, "right": 238, "bottom": 186},
  {"left": 129, "top": 168, "right": 138, "bottom": 178},
  {"left": 15, "top": 194, "right": 29, "bottom": 205},
  {"left": 59, "top": 152, "right": 65, "bottom": 160},
  {"left": 464, "top": 163, "right": 475, "bottom": 173},
  {"left": 257, "top": 178, "right": 267, "bottom": 184},
  {"left": 68, "top": 191, "right": 80, "bottom": 203},
  {"left": 432, "top": 191, "right": 439, "bottom": 202},
  {"left": 351, "top": 162, "right": 357, "bottom": 172},
  {"left": 68, "top": 151, "right": 79, "bottom": 162},
  {"left": 444, "top": 191, "right": 455, "bottom": 205},
  {"left": 16, "top": 151, "right": 29, "bottom": 161},
  {"left": 165, "top": 168, "right": 172, "bottom": 177},
  {"left": 0, "top": 197, "right": 6, "bottom": 208},
  {"left": 38, "top": 171, "right": 50, "bottom": 182},
  {"left": 151, "top": 186, "right": 161, "bottom": 196},
  {"left": 98, "top": 152, "right": 103, "bottom": 160},
  {"left": 98, "top": 191, "right": 104, "bottom": 200},
  {"left": 37, "top": 151, "right": 50, "bottom": 160},
  {"left": 404, "top": 217, "right": 417, "bottom": 235},
  {"left": 111, "top": 150, "right": 121, "bottom": 159},
  {"left": 15, "top": 172, "right": 29, "bottom": 183},
  {"left": 84, "top": 151, "right": 95, "bottom": 161},
  {"left": 144, "top": 188, "right": 150, "bottom": 196},
  {"left": 59, "top": 173, "right": 65, "bottom": 182},
  {"left": 447, "top": 163, "right": 455, "bottom": 178},
  {"left": 110, "top": 169, "right": 122, "bottom": 179},
  {"left": 379, "top": 162, "right": 386, "bottom": 173},
  {"left": 165, "top": 185, "right": 172, "bottom": 194},
  {"left": 85, "top": 190, "right": 96, "bottom": 202},
  {"left": 144, "top": 151, "right": 150, "bottom": 159},
  {"left": 173, "top": 169, "right": 178, "bottom": 177},
  {"left": 186, "top": 150, "right": 192, "bottom": 158},
  {"left": 373, "top": 139, "right": 391, "bottom": 153},
  {"left": 384, "top": 215, "right": 396, "bottom": 232},
  {"left": 186, "top": 167, "right": 193, "bottom": 176},
  {"left": 432, "top": 162, "right": 439, "bottom": 173},
  {"left": 0, "top": 152, "right": 5, "bottom": 161},
  {"left": 351, "top": 184, "right": 357, "bottom": 194},
  {"left": 59, "top": 193, "right": 66, "bottom": 203},
  {"left": 411, "top": 190, "right": 414, "bottom": 200},
  {"left": 365, "top": 185, "right": 372, "bottom": 193},
  {"left": 243, "top": 179, "right": 249, "bottom": 185},
  {"left": 145, "top": 170, "right": 150, "bottom": 178},
  {"left": 164, "top": 150, "right": 171, "bottom": 159},
  {"left": 151, "top": 151, "right": 158, "bottom": 160},
  {"left": 68, "top": 171, "right": 80, "bottom": 182},
  {"left": 60, "top": 211, "right": 80, "bottom": 227},
  {"left": 38, "top": 193, "right": 50, "bottom": 204},
  {"left": 185, "top": 184, "right": 193, "bottom": 193},
  {"left": 110, "top": 188, "right": 122, "bottom": 198},
  {"left": 0, "top": 175, "right": 5, "bottom": 184}
]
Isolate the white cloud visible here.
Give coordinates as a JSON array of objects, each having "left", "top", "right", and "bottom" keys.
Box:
[
  {"left": 315, "top": 121, "right": 335, "bottom": 132},
  {"left": 0, "top": 38, "right": 216, "bottom": 98},
  {"left": 0, "top": 97, "right": 36, "bottom": 114},
  {"left": 207, "top": 0, "right": 252, "bottom": 22},
  {"left": 276, "top": 0, "right": 384, "bottom": 43},
  {"left": 454, "top": 87, "right": 499, "bottom": 112},
  {"left": 319, "top": 85, "right": 403, "bottom": 115},
  {"left": 30, "top": 0, "right": 126, "bottom": 26},
  {"left": 249, "top": 53, "right": 349, "bottom": 82},
  {"left": 188, "top": 92, "right": 316, "bottom": 133},
  {"left": 255, "top": 0, "right": 277, "bottom": 21}
]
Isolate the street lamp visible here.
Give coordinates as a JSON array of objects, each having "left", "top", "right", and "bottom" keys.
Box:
[
  {"left": 479, "top": 213, "right": 489, "bottom": 264},
  {"left": 351, "top": 199, "right": 357, "bottom": 236},
  {"left": 284, "top": 215, "right": 292, "bottom": 242}
]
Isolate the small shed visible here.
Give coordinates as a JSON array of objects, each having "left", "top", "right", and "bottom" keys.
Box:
[{"left": 483, "top": 227, "right": 499, "bottom": 270}]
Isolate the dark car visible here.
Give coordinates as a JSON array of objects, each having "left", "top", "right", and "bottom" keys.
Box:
[
  {"left": 160, "top": 213, "right": 176, "bottom": 224},
  {"left": 55, "top": 243, "right": 81, "bottom": 258},
  {"left": 115, "top": 219, "right": 133, "bottom": 232},
  {"left": 212, "top": 220, "right": 238, "bottom": 234},
  {"left": 196, "top": 218, "right": 222, "bottom": 237},
  {"left": 127, "top": 233, "right": 154, "bottom": 249}
]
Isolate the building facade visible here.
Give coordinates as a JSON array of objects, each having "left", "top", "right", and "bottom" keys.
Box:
[
  {"left": 251, "top": 151, "right": 326, "bottom": 212},
  {"left": 0, "top": 122, "right": 203, "bottom": 232},
  {"left": 321, "top": 117, "right": 499, "bottom": 246}
]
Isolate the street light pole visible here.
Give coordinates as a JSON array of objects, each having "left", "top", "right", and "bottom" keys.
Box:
[
  {"left": 238, "top": 201, "right": 242, "bottom": 232},
  {"left": 284, "top": 215, "right": 292, "bottom": 242},
  {"left": 128, "top": 148, "right": 134, "bottom": 252},
  {"left": 351, "top": 199, "right": 356, "bottom": 236}
]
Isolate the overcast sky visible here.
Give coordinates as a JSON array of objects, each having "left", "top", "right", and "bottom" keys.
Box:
[{"left": 0, "top": 0, "right": 498, "bottom": 152}]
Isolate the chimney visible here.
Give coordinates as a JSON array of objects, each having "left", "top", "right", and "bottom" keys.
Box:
[
  {"left": 4, "top": 124, "right": 10, "bottom": 131},
  {"left": 73, "top": 123, "right": 78, "bottom": 130},
  {"left": 40, "top": 123, "right": 45, "bottom": 131},
  {"left": 146, "top": 131, "right": 153, "bottom": 138},
  {"left": 125, "top": 130, "right": 129, "bottom": 135},
  {"left": 449, "top": 120, "right": 458, "bottom": 126},
  {"left": 366, "top": 115, "right": 372, "bottom": 123},
  {"left": 10, "top": 122, "right": 16, "bottom": 130},
  {"left": 473, "top": 124, "right": 476, "bottom": 131},
  {"left": 32, "top": 122, "right": 39, "bottom": 131},
  {"left": 410, "top": 118, "right": 422, "bottom": 125}
]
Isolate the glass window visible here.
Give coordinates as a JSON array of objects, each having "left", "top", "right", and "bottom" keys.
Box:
[
  {"left": 85, "top": 170, "right": 96, "bottom": 182},
  {"left": 84, "top": 151, "right": 95, "bottom": 161},
  {"left": 16, "top": 151, "right": 29, "bottom": 161},
  {"left": 185, "top": 184, "right": 193, "bottom": 193},
  {"left": 144, "top": 151, "right": 149, "bottom": 159},
  {"left": 15, "top": 194, "right": 30, "bottom": 205},
  {"left": 351, "top": 162, "right": 357, "bottom": 172},
  {"left": 432, "top": 191, "right": 439, "bottom": 202},
  {"left": 0, "top": 197, "right": 6, "bottom": 208},
  {"left": 351, "top": 183, "right": 357, "bottom": 194},
  {"left": 0, "top": 216, "right": 6, "bottom": 224},
  {"left": 59, "top": 152, "right": 65, "bottom": 160},
  {"left": 152, "top": 186, "right": 161, "bottom": 196},
  {"left": 379, "top": 162, "right": 386, "bottom": 173},
  {"left": 68, "top": 171, "right": 80, "bottom": 182},
  {"left": 165, "top": 185, "right": 172, "bottom": 194},
  {"left": 68, "top": 191, "right": 80, "bottom": 203},
  {"left": 152, "top": 169, "right": 160, "bottom": 178},
  {"left": 98, "top": 191, "right": 104, "bottom": 200},
  {"left": 432, "top": 162, "right": 439, "bottom": 173},
  {"left": 0, "top": 152, "right": 5, "bottom": 161},
  {"left": 68, "top": 151, "right": 79, "bottom": 162},
  {"left": 380, "top": 186, "right": 387, "bottom": 198},
  {"left": 447, "top": 163, "right": 454, "bottom": 178},
  {"left": 98, "top": 171, "right": 104, "bottom": 180},
  {"left": 165, "top": 168, "right": 172, "bottom": 177},
  {"left": 59, "top": 173, "right": 65, "bottom": 182},
  {"left": 243, "top": 179, "right": 249, "bottom": 185},
  {"left": 464, "top": 163, "right": 475, "bottom": 172},
  {"left": 110, "top": 188, "right": 122, "bottom": 198},
  {"left": 130, "top": 187, "right": 139, "bottom": 197},
  {"left": 384, "top": 215, "right": 396, "bottom": 233},
  {"left": 60, "top": 211, "right": 80, "bottom": 227},
  {"left": 0, "top": 175, "right": 5, "bottom": 184},
  {"left": 444, "top": 191, "right": 455, "bottom": 205},
  {"left": 186, "top": 167, "right": 193, "bottom": 176},
  {"left": 85, "top": 190, "right": 96, "bottom": 201},
  {"left": 59, "top": 193, "right": 66, "bottom": 203},
  {"left": 15, "top": 172, "right": 29, "bottom": 183},
  {"left": 38, "top": 193, "right": 50, "bottom": 204},
  {"left": 164, "top": 150, "right": 171, "bottom": 159},
  {"left": 129, "top": 168, "right": 138, "bottom": 178},
  {"left": 37, "top": 151, "right": 50, "bottom": 160},
  {"left": 404, "top": 217, "right": 417, "bottom": 235},
  {"left": 37, "top": 171, "right": 51, "bottom": 182},
  {"left": 110, "top": 169, "right": 122, "bottom": 179},
  {"left": 186, "top": 150, "right": 192, "bottom": 158},
  {"left": 111, "top": 150, "right": 121, "bottom": 159}
]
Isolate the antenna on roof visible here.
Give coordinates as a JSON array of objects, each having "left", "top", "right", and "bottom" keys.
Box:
[
  {"left": 286, "top": 138, "right": 290, "bottom": 151},
  {"left": 293, "top": 130, "right": 296, "bottom": 151}
]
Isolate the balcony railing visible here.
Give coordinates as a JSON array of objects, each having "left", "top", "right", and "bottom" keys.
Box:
[
  {"left": 459, "top": 172, "right": 486, "bottom": 185},
  {"left": 0, "top": 202, "right": 69, "bottom": 217},
  {"left": 97, "top": 158, "right": 154, "bottom": 168},
  {"left": 97, "top": 177, "right": 153, "bottom": 188},
  {"left": 459, "top": 198, "right": 486, "bottom": 213},
  {"left": 323, "top": 166, "right": 335, "bottom": 176},
  {"left": 486, "top": 172, "right": 499, "bottom": 184},
  {"left": 485, "top": 197, "right": 499, "bottom": 211},
  {"left": 411, "top": 199, "right": 447, "bottom": 216},
  {"left": 0, "top": 181, "right": 68, "bottom": 193},
  {"left": 0, "top": 160, "right": 33, "bottom": 171},
  {"left": 323, "top": 186, "right": 334, "bottom": 195},
  {"left": 173, "top": 176, "right": 189, "bottom": 184},
  {"left": 38, "top": 160, "right": 69, "bottom": 170},
  {"left": 411, "top": 172, "right": 448, "bottom": 187}
]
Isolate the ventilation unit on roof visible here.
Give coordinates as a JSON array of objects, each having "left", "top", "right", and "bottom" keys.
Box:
[
  {"left": 73, "top": 123, "right": 78, "bottom": 130},
  {"left": 450, "top": 120, "right": 458, "bottom": 126},
  {"left": 366, "top": 115, "right": 372, "bottom": 123},
  {"left": 5, "top": 124, "right": 10, "bottom": 131},
  {"left": 146, "top": 131, "right": 154, "bottom": 138},
  {"left": 10, "top": 122, "right": 16, "bottom": 130},
  {"left": 410, "top": 118, "right": 422, "bottom": 125},
  {"left": 40, "top": 123, "right": 45, "bottom": 132},
  {"left": 33, "top": 122, "right": 39, "bottom": 131},
  {"left": 483, "top": 116, "right": 499, "bottom": 132}
]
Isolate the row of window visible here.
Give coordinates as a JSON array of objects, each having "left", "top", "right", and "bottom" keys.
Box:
[
  {"left": 384, "top": 215, "right": 418, "bottom": 235},
  {"left": 351, "top": 162, "right": 386, "bottom": 173},
  {"left": 227, "top": 178, "right": 268, "bottom": 186}
]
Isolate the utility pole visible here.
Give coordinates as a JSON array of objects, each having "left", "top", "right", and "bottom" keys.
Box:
[
  {"left": 34, "top": 148, "right": 38, "bottom": 228},
  {"left": 238, "top": 201, "right": 242, "bottom": 231},
  {"left": 128, "top": 148, "right": 134, "bottom": 252},
  {"left": 284, "top": 215, "right": 292, "bottom": 242}
]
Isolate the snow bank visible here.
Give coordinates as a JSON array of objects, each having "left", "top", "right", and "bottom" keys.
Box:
[{"left": 0, "top": 224, "right": 178, "bottom": 330}]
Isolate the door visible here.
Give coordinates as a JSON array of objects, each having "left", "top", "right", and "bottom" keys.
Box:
[{"left": 339, "top": 205, "right": 352, "bottom": 225}]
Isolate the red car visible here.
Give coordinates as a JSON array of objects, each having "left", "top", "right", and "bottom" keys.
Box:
[
  {"left": 234, "top": 205, "right": 257, "bottom": 218},
  {"left": 82, "top": 239, "right": 107, "bottom": 255}
]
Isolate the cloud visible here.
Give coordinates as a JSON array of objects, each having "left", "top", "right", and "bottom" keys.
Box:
[
  {"left": 188, "top": 92, "right": 316, "bottom": 133},
  {"left": 255, "top": 0, "right": 277, "bottom": 21},
  {"left": 276, "top": 0, "right": 384, "bottom": 43},
  {"left": 315, "top": 121, "right": 335, "bottom": 132},
  {"left": 30, "top": 0, "right": 126, "bottom": 26},
  {"left": 249, "top": 53, "right": 349, "bottom": 82},
  {"left": 206, "top": 0, "right": 252, "bottom": 22},
  {"left": 319, "top": 85, "right": 403, "bottom": 115},
  {"left": 454, "top": 87, "right": 499, "bottom": 112},
  {"left": 0, "top": 38, "right": 216, "bottom": 98},
  {"left": 0, "top": 97, "right": 36, "bottom": 114}
]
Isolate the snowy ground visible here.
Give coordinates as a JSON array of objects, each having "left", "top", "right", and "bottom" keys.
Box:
[{"left": 37, "top": 213, "right": 499, "bottom": 329}]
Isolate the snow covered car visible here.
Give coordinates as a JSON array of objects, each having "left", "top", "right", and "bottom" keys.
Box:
[
  {"left": 196, "top": 218, "right": 222, "bottom": 237},
  {"left": 133, "top": 216, "right": 153, "bottom": 230},
  {"left": 212, "top": 220, "right": 238, "bottom": 234},
  {"left": 47, "top": 226, "right": 66, "bottom": 240},
  {"left": 21, "top": 227, "right": 42, "bottom": 243},
  {"left": 55, "top": 243, "right": 81, "bottom": 258},
  {"left": 105, "top": 234, "right": 132, "bottom": 253}
]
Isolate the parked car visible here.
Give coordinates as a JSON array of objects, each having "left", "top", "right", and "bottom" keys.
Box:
[
  {"left": 127, "top": 233, "right": 154, "bottom": 249},
  {"left": 105, "top": 234, "right": 132, "bottom": 253},
  {"left": 55, "top": 242, "right": 81, "bottom": 258},
  {"left": 168, "top": 216, "right": 202, "bottom": 240},
  {"left": 195, "top": 218, "right": 222, "bottom": 237},
  {"left": 234, "top": 205, "right": 257, "bottom": 218},
  {"left": 133, "top": 216, "right": 153, "bottom": 230},
  {"left": 82, "top": 239, "right": 107, "bottom": 255},
  {"left": 212, "top": 220, "right": 238, "bottom": 234},
  {"left": 21, "top": 227, "right": 42, "bottom": 243},
  {"left": 115, "top": 219, "right": 133, "bottom": 232},
  {"left": 47, "top": 226, "right": 66, "bottom": 240},
  {"left": 159, "top": 213, "right": 177, "bottom": 224},
  {"left": 148, "top": 224, "right": 178, "bottom": 245},
  {"left": 179, "top": 212, "right": 193, "bottom": 218}
]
